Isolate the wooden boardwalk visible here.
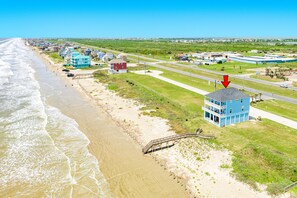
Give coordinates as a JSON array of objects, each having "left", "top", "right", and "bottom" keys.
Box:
[
  {"left": 142, "top": 128, "right": 215, "bottom": 154},
  {"left": 72, "top": 73, "right": 94, "bottom": 79},
  {"left": 284, "top": 181, "right": 297, "bottom": 192}
]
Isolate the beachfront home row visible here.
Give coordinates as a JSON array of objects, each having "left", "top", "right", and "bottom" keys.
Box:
[
  {"left": 71, "top": 51, "right": 91, "bottom": 68},
  {"left": 202, "top": 88, "right": 250, "bottom": 127}
]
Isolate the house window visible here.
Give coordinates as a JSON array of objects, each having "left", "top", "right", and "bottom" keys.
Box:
[{"left": 230, "top": 108, "right": 232, "bottom": 113}]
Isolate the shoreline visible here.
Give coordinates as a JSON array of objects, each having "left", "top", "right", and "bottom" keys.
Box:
[
  {"left": 30, "top": 48, "right": 190, "bottom": 197},
  {"left": 31, "top": 46, "right": 289, "bottom": 197}
]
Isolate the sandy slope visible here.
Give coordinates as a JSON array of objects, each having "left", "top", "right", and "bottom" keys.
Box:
[{"left": 78, "top": 78, "right": 288, "bottom": 198}]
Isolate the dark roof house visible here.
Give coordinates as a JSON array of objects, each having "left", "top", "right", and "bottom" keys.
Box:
[
  {"left": 203, "top": 88, "right": 250, "bottom": 127},
  {"left": 205, "top": 88, "right": 249, "bottom": 101}
]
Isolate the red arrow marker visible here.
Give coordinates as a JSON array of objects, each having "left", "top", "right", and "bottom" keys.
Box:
[{"left": 221, "top": 75, "right": 231, "bottom": 88}]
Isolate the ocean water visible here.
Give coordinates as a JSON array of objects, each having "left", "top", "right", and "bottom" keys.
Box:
[{"left": 0, "top": 39, "right": 111, "bottom": 197}]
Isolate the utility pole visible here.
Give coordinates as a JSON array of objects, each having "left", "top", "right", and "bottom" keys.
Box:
[{"left": 136, "top": 49, "right": 139, "bottom": 64}]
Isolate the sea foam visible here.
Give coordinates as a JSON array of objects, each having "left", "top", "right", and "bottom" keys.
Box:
[{"left": 0, "top": 39, "right": 111, "bottom": 197}]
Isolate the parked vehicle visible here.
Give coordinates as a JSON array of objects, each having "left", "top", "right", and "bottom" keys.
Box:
[
  {"left": 280, "top": 84, "right": 288, "bottom": 88},
  {"left": 62, "top": 68, "right": 70, "bottom": 72},
  {"left": 67, "top": 73, "right": 74, "bottom": 77}
]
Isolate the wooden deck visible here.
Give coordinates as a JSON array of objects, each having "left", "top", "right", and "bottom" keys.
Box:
[{"left": 142, "top": 128, "right": 215, "bottom": 154}]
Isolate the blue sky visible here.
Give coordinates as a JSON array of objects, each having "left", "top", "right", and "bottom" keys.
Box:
[{"left": 0, "top": 0, "right": 296, "bottom": 38}]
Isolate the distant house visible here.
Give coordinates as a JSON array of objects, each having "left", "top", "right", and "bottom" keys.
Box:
[
  {"left": 175, "top": 54, "right": 189, "bottom": 61},
  {"left": 71, "top": 51, "right": 80, "bottom": 59},
  {"left": 117, "top": 53, "right": 128, "bottom": 61},
  {"left": 209, "top": 52, "right": 223, "bottom": 58},
  {"left": 84, "top": 48, "right": 92, "bottom": 56},
  {"left": 48, "top": 46, "right": 59, "bottom": 52},
  {"left": 250, "top": 50, "right": 259, "bottom": 53},
  {"left": 71, "top": 52, "right": 91, "bottom": 68},
  {"left": 91, "top": 50, "right": 99, "bottom": 58},
  {"left": 98, "top": 52, "right": 106, "bottom": 60},
  {"left": 180, "top": 55, "right": 189, "bottom": 61},
  {"left": 102, "top": 53, "right": 114, "bottom": 62},
  {"left": 59, "top": 47, "right": 75, "bottom": 59},
  {"left": 108, "top": 59, "right": 127, "bottom": 74},
  {"left": 202, "top": 88, "right": 250, "bottom": 127}
]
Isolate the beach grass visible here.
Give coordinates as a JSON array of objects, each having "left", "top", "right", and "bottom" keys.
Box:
[
  {"left": 43, "top": 41, "right": 297, "bottom": 195},
  {"left": 45, "top": 52, "right": 64, "bottom": 64},
  {"left": 94, "top": 71, "right": 297, "bottom": 195},
  {"left": 227, "top": 120, "right": 297, "bottom": 195}
]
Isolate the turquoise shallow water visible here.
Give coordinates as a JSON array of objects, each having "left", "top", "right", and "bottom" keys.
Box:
[{"left": 0, "top": 39, "right": 111, "bottom": 197}]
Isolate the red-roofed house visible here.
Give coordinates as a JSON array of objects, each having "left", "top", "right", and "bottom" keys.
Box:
[{"left": 108, "top": 59, "right": 127, "bottom": 74}]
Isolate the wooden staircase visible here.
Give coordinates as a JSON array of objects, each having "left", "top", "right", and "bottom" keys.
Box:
[{"left": 142, "top": 128, "right": 214, "bottom": 154}]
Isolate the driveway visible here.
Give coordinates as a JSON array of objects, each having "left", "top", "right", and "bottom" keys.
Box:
[{"left": 133, "top": 70, "right": 297, "bottom": 130}]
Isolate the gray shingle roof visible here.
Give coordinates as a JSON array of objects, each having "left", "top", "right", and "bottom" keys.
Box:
[
  {"left": 109, "top": 59, "right": 126, "bottom": 64},
  {"left": 205, "top": 88, "right": 249, "bottom": 101}
]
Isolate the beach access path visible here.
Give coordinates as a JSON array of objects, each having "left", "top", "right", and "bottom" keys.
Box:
[{"left": 133, "top": 70, "right": 297, "bottom": 130}]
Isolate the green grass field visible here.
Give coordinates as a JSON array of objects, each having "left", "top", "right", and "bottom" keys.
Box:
[
  {"left": 157, "top": 63, "right": 297, "bottom": 100},
  {"left": 94, "top": 70, "right": 297, "bottom": 195},
  {"left": 128, "top": 55, "right": 157, "bottom": 62},
  {"left": 241, "top": 52, "right": 265, "bottom": 57},
  {"left": 154, "top": 67, "right": 297, "bottom": 121},
  {"left": 50, "top": 39, "right": 297, "bottom": 100},
  {"left": 250, "top": 74, "right": 285, "bottom": 82},
  {"left": 197, "top": 61, "right": 265, "bottom": 74},
  {"left": 67, "top": 39, "right": 297, "bottom": 60},
  {"left": 251, "top": 99, "right": 297, "bottom": 122}
]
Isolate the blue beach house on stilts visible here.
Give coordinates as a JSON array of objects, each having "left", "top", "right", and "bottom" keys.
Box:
[
  {"left": 71, "top": 51, "right": 91, "bottom": 68},
  {"left": 202, "top": 88, "right": 250, "bottom": 127}
]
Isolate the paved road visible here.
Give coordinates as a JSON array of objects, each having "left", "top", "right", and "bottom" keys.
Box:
[
  {"left": 73, "top": 43, "right": 297, "bottom": 104},
  {"left": 133, "top": 59, "right": 297, "bottom": 105},
  {"left": 168, "top": 62, "right": 297, "bottom": 91},
  {"left": 133, "top": 70, "right": 297, "bottom": 130},
  {"left": 75, "top": 42, "right": 297, "bottom": 91},
  {"left": 123, "top": 51, "right": 297, "bottom": 91},
  {"left": 100, "top": 46, "right": 297, "bottom": 91}
]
